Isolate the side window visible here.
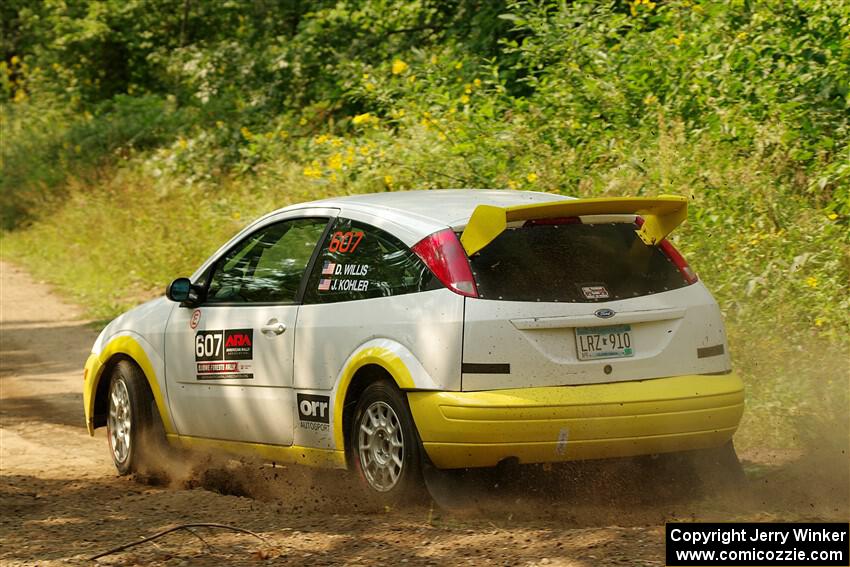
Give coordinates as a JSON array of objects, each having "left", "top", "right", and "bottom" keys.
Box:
[
  {"left": 303, "top": 218, "right": 438, "bottom": 304},
  {"left": 206, "top": 218, "right": 328, "bottom": 304}
]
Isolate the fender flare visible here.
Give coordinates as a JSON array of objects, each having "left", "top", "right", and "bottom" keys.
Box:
[
  {"left": 83, "top": 333, "right": 174, "bottom": 436},
  {"left": 330, "top": 339, "right": 438, "bottom": 450}
]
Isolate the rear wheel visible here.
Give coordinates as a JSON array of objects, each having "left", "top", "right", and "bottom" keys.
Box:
[
  {"left": 106, "top": 360, "right": 163, "bottom": 476},
  {"left": 349, "top": 381, "right": 423, "bottom": 501}
]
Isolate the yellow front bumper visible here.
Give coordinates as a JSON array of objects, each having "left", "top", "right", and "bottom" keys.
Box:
[{"left": 407, "top": 374, "right": 744, "bottom": 469}]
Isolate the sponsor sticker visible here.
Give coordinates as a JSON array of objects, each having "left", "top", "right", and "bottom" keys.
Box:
[
  {"left": 194, "top": 328, "right": 253, "bottom": 379},
  {"left": 581, "top": 285, "right": 610, "bottom": 300},
  {"left": 190, "top": 309, "right": 201, "bottom": 330},
  {"left": 297, "top": 393, "right": 330, "bottom": 431}
]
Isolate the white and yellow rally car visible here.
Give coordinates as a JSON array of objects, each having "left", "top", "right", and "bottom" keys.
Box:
[{"left": 84, "top": 190, "right": 744, "bottom": 496}]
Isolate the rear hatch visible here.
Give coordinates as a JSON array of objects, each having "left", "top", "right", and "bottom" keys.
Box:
[{"left": 460, "top": 204, "right": 731, "bottom": 391}]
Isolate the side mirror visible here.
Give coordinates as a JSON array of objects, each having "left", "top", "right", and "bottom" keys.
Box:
[{"left": 166, "top": 277, "right": 197, "bottom": 304}]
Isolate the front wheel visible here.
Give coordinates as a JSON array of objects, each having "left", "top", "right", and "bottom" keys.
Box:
[
  {"left": 349, "top": 381, "right": 423, "bottom": 501},
  {"left": 106, "top": 360, "right": 162, "bottom": 475}
]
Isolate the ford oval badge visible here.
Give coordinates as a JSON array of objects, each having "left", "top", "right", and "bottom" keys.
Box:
[{"left": 594, "top": 308, "right": 615, "bottom": 319}]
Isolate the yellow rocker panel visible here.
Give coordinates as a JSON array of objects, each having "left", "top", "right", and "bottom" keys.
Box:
[{"left": 460, "top": 195, "right": 688, "bottom": 256}]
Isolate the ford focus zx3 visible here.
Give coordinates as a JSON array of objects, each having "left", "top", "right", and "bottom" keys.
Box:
[{"left": 83, "top": 190, "right": 745, "bottom": 497}]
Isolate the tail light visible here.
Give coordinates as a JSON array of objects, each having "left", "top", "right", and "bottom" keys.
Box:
[
  {"left": 412, "top": 229, "right": 479, "bottom": 297},
  {"left": 635, "top": 216, "right": 698, "bottom": 285}
]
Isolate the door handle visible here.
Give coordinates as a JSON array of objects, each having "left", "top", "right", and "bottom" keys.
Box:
[{"left": 261, "top": 319, "right": 286, "bottom": 337}]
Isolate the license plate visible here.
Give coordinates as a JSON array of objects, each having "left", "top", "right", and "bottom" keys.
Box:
[{"left": 575, "top": 325, "right": 634, "bottom": 361}]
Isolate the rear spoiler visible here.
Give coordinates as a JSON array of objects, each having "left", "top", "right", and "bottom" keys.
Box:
[{"left": 459, "top": 196, "right": 688, "bottom": 256}]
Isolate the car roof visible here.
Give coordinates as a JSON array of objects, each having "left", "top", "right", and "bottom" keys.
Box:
[{"left": 281, "top": 189, "right": 573, "bottom": 233}]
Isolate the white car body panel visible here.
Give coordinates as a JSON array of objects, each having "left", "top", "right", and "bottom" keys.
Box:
[
  {"left": 461, "top": 283, "right": 730, "bottom": 391},
  {"left": 164, "top": 303, "right": 299, "bottom": 445},
  {"left": 293, "top": 289, "right": 464, "bottom": 449}
]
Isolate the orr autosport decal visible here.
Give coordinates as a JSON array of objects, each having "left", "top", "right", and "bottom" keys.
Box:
[
  {"left": 297, "top": 393, "right": 330, "bottom": 431},
  {"left": 195, "top": 329, "right": 254, "bottom": 380}
]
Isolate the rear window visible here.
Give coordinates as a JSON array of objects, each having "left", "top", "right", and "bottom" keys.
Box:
[{"left": 468, "top": 221, "right": 690, "bottom": 302}]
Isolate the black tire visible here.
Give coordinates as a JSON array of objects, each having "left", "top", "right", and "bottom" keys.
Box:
[
  {"left": 106, "top": 360, "right": 164, "bottom": 476},
  {"left": 348, "top": 381, "right": 423, "bottom": 502}
]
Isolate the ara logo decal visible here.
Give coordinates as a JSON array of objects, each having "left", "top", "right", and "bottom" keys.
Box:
[
  {"left": 594, "top": 308, "right": 616, "bottom": 319},
  {"left": 225, "top": 332, "right": 252, "bottom": 348},
  {"left": 223, "top": 329, "right": 253, "bottom": 360}
]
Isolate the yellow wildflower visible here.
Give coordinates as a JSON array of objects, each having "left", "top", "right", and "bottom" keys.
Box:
[
  {"left": 526, "top": 172, "right": 539, "bottom": 183},
  {"left": 279, "top": 130, "right": 288, "bottom": 139},
  {"left": 473, "top": 78, "right": 482, "bottom": 87},
  {"left": 644, "top": 93, "right": 658, "bottom": 105},
  {"left": 178, "top": 137, "right": 188, "bottom": 149},
  {"left": 365, "top": 82, "right": 376, "bottom": 91},
  {"left": 464, "top": 84, "right": 473, "bottom": 94},
  {"left": 392, "top": 59, "right": 409, "bottom": 75},
  {"left": 827, "top": 213, "right": 838, "bottom": 220},
  {"left": 240, "top": 127, "right": 253, "bottom": 140},
  {"left": 215, "top": 120, "right": 225, "bottom": 128},
  {"left": 407, "top": 74, "right": 417, "bottom": 84},
  {"left": 805, "top": 276, "right": 818, "bottom": 288},
  {"left": 430, "top": 55, "right": 437, "bottom": 65},
  {"left": 362, "top": 73, "right": 370, "bottom": 80},
  {"left": 507, "top": 180, "right": 518, "bottom": 190},
  {"left": 438, "top": 132, "right": 447, "bottom": 141},
  {"left": 460, "top": 94, "right": 470, "bottom": 104},
  {"left": 815, "top": 317, "right": 825, "bottom": 327},
  {"left": 454, "top": 62, "right": 462, "bottom": 70},
  {"left": 10, "top": 55, "right": 20, "bottom": 65},
  {"left": 299, "top": 117, "right": 307, "bottom": 126},
  {"left": 359, "top": 146, "right": 370, "bottom": 156},
  {"left": 670, "top": 33, "right": 686, "bottom": 46},
  {"left": 384, "top": 175, "right": 394, "bottom": 187},
  {"left": 315, "top": 134, "right": 330, "bottom": 144},
  {"left": 303, "top": 161, "right": 323, "bottom": 178},
  {"left": 352, "top": 113, "right": 373, "bottom": 126},
  {"left": 327, "top": 153, "right": 343, "bottom": 170},
  {"left": 13, "top": 89, "right": 26, "bottom": 103},
  {"left": 736, "top": 31, "right": 748, "bottom": 41}
]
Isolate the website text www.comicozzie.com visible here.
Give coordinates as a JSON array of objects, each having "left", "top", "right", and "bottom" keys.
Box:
[{"left": 665, "top": 523, "right": 849, "bottom": 566}]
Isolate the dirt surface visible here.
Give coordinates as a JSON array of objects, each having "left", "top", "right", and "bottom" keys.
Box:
[{"left": 1, "top": 261, "right": 848, "bottom": 566}]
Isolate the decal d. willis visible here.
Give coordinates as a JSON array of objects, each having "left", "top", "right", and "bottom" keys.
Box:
[
  {"left": 297, "top": 393, "right": 330, "bottom": 431},
  {"left": 195, "top": 329, "right": 254, "bottom": 380}
]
